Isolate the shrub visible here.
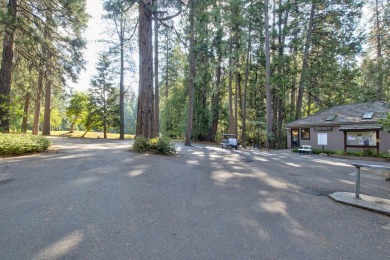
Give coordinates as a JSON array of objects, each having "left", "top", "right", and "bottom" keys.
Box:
[
  {"left": 379, "top": 152, "right": 390, "bottom": 159},
  {"left": 132, "top": 136, "right": 176, "bottom": 155},
  {"left": 282, "top": 146, "right": 389, "bottom": 160},
  {"left": 148, "top": 137, "right": 159, "bottom": 151},
  {"left": 133, "top": 136, "right": 149, "bottom": 153},
  {"left": 361, "top": 148, "right": 376, "bottom": 157},
  {"left": 155, "top": 136, "right": 176, "bottom": 155},
  {"left": 311, "top": 148, "right": 338, "bottom": 155},
  {"left": 0, "top": 134, "right": 51, "bottom": 155},
  {"left": 292, "top": 147, "right": 336, "bottom": 155}
]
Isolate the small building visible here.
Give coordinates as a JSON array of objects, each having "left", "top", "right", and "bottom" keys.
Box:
[{"left": 286, "top": 101, "right": 390, "bottom": 154}]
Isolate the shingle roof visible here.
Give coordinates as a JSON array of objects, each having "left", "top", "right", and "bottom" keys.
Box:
[
  {"left": 287, "top": 101, "right": 390, "bottom": 127},
  {"left": 339, "top": 124, "right": 382, "bottom": 130}
]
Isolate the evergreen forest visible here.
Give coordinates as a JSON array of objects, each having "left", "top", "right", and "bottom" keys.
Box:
[{"left": 0, "top": 0, "right": 389, "bottom": 148}]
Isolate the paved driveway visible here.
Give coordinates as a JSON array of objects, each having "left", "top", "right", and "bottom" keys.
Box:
[{"left": 0, "top": 137, "right": 389, "bottom": 259}]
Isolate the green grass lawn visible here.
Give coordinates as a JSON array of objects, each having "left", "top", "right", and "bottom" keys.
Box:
[
  {"left": 0, "top": 131, "right": 134, "bottom": 156},
  {"left": 50, "top": 131, "right": 134, "bottom": 139}
]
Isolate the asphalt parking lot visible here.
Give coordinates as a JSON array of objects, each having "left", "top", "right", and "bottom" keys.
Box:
[{"left": 0, "top": 137, "right": 389, "bottom": 259}]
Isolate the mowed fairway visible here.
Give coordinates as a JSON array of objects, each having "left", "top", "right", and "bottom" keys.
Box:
[{"left": 0, "top": 137, "right": 389, "bottom": 259}]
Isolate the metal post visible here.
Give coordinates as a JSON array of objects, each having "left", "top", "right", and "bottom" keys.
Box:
[{"left": 355, "top": 166, "right": 361, "bottom": 199}]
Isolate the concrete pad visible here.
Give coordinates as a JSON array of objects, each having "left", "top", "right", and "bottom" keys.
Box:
[{"left": 329, "top": 192, "right": 390, "bottom": 216}]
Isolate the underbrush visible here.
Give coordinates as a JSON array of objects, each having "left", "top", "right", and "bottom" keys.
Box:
[
  {"left": 0, "top": 134, "right": 51, "bottom": 155},
  {"left": 132, "top": 136, "right": 176, "bottom": 155}
]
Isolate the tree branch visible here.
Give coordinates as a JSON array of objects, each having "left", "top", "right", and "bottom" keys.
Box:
[
  {"left": 160, "top": 21, "right": 189, "bottom": 50},
  {"left": 152, "top": 9, "right": 182, "bottom": 21}
]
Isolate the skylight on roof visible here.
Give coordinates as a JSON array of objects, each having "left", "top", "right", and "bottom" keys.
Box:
[
  {"left": 325, "top": 115, "right": 337, "bottom": 121},
  {"left": 362, "top": 112, "right": 374, "bottom": 119}
]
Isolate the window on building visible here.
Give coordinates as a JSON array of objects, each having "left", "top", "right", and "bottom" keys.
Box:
[
  {"left": 362, "top": 112, "right": 374, "bottom": 119},
  {"left": 325, "top": 115, "right": 337, "bottom": 121},
  {"left": 301, "top": 128, "right": 310, "bottom": 140}
]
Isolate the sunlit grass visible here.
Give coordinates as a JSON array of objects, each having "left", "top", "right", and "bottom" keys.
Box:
[{"left": 50, "top": 131, "right": 134, "bottom": 140}]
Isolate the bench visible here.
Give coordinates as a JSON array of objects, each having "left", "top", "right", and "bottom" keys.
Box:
[
  {"left": 298, "top": 145, "right": 312, "bottom": 154},
  {"left": 351, "top": 163, "right": 390, "bottom": 199}
]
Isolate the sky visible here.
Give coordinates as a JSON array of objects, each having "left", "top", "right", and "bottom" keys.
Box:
[
  {"left": 69, "top": 0, "right": 139, "bottom": 93},
  {"left": 68, "top": 0, "right": 105, "bottom": 91}
]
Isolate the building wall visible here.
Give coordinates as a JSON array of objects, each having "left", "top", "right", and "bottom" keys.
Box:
[
  {"left": 287, "top": 127, "right": 390, "bottom": 153},
  {"left": 379, "top": 130, "right": 390, "bottom": 153},
  {"left": 316, "top": 127, "right": 342, "bottom": 150},
  {"left": 304, "top": 127, "right": 344, "bottom": 151},
  {"left": 287, "top": 127, "right": 343, "bottom": 150}
]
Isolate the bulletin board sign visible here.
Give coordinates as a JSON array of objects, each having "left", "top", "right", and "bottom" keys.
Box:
[
  {"left": 346, "top": 131, "right": 376, "bottom": 146},
  {"left": 318, "top": 133, "right": 328, "bottom": 146}
]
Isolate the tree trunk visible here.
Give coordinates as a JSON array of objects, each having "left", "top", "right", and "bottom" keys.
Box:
[
  {"left": 235, "top": 69, "right": 239, "bottom": 137},
  {"left": 32, "top": 69, "right": 44, "bottom": 135},
  {"left": 289, "top": 0, "right": 298, "bottom": 121},
  {"left": 81, "top": 129, "right": 89, "bottom": 137},
  {"left": 375, "top": 0, "right": 383, "bottom": 100},
  {"left": 277, "top": 96, "right": 283, "bottom": 148},
  {"left": 276, "top": 0, "right": 289, "bottom": 147},
  {"left": 264, "top": 0, "right": 273, "bottom": 151},
  {"left": 153, "top": 2, "right": 160, "bottom": 138},
  {"left": 206, "top": 64, "right": 221, "bottom": 142},
  {"left": 272, "top": 94, "right": 278, "bottom": 140},
  {"left": 228, "top": 37, "right": 234, "bottom": 134},
  {"left": 119, "top": 11, "right": 125, "bottom": 139},
  {"left": 206, "top": 5, "right": 223, "bottom": 142},
  {"left": 290, "top": 48, "right": 298, "bottom": 120},
  {"left": 103, "top": 119, "right": 107, "bottom": 138},
  {"left": 242, "top": 24, "right": 251, "bottom": 149},
  {"left": 296, "top": 3, "right": 315, "bottom": 120},
  {"left": 165, "top": 34, "right": 169, "bottom": 99},
  {"left": 42, "top": 72, "right": 51, "bottom": 136},
  {"left": 42, "top": 10, "right": 52, "bottom": 136},
  {"left": 137, "top": 0, "right": 154, "bottom": 139},
  {"left": 271, "top": 0, "right": 277, "bottom": 56},
  {"left": 21, "top": 92, "right": 30, "bottom": 133},
  {"left": 306, "top": 92, "right": 312, "bottom": 116},
  {"left": 103, "top": 82, "right": 107, "bottom": 139},
  {"left": 234, "top": 29, "right": 240, "bottom": 137},
  {"left": 69, "top": 120, "right": 76, "bottom": 133},
  {"left": 0, "top": 0, "right": 17, "bottom": 132},
  {"left": 184, "top": 0, "right": 196, "bottom": 146}
]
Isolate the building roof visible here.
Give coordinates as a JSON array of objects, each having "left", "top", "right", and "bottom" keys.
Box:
[
  {"left": 287, "top": 101, "right": 390, "bottom": 128},
  {"left": 339, "top": 124, "right": 382, "bottom": 130}
]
